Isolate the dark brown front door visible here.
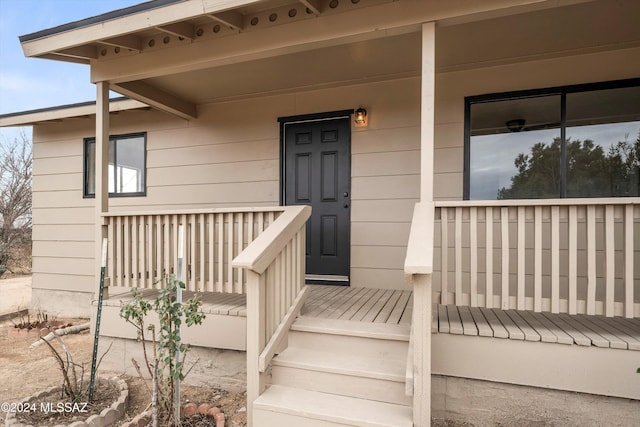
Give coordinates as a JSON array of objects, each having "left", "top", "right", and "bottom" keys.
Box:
[{"left": 283, "top": 116, "right": 351, "bottom": 283}]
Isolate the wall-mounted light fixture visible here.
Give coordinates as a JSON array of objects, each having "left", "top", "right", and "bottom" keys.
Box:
[
  {"left": 354, "top": 107, "right": 368, "bottom": 127},
  {"left": 506, "top": 119, "right": 526, "bottom": 132}
]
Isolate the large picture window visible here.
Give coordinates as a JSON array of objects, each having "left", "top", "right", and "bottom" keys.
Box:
[
  {"left": 465, "top": 79, "right": 640, "bottom": 199},
  {"left": 84, "top": 133, "right": 146, "bottom": 197}
]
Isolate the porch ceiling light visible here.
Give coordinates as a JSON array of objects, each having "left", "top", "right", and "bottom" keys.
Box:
[
  {"left": 354, "top": 107, "right": 368, "bottom": 127},
  {"left": 506, "top": 119, "right": 526, "bottom": 132}
]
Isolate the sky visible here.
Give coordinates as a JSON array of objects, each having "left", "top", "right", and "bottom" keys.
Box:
[{"left": 0, "top": 0, "right": 144, "bottom": 143}]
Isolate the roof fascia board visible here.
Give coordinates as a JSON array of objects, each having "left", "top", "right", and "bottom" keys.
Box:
[
  {"left": 91, "top": 0, "right": 584, "bottom": 84},
  {"left": 0, "top": 99, "right": 148, "bottom": 127},
  {"left": 21, "top": 0, "right": 262, "bottom": 58}
]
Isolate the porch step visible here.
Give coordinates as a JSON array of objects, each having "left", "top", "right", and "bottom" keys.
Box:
[
  {"left": 271, "top": 347, "right": 411, "bottom": 405},
  {"left": 290, "top": 316, "right": 410, "bottom": 360},
  {"left": 253, "top": 385, "right": 413, "bottom": 427}
]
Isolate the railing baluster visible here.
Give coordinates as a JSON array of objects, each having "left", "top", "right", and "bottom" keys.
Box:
[
  {"left": 227, "top": 213, "right": 234, "bottom": 293},
  {"left": 586, "top": 205, "right": 596, "bottom": 315},
  {"left": 568, "top": 206, "right": 577, "bottom": 315},
  {"left": 237, "top": 212, "right": 244, "bottom": 294},
  {"left": 441, "top": 208, "right": 449, "bottom": 305},
  {"left": 199, "top": 213, "right": 206, "bottom": 290},
  {"left": 132, "top": 216, "right": 139, "bottom": 286},
  {"left": 189, "top": 213, "right": 197, "bottom": 291},
  {"left": 147, "top": 216, "right": 154, "bottom": 287},
  {"left": 534, "top": 206, "right": 542, "bottom": 312},
  {"left": 517, "top": 206, "right": 526, "bottom": 311},
  {"left": 217, "top": 213, "right": 224, "bottom": 292},
  {"left": 124, "top": 216, "right": 131, "bottom": 287},
  {"left": 109, "top": 217, "right": 117, "bottom": 286},
  {"left": 164, "top": 215, "right": 171, "bottom": 278},
  {"left": 208, "top": 213, "right": 214, "bottom": 292},
  {"left": 470, "top": 207, "right": 478, "bottom": 307},
  {"left": 551, "top": 205, "right": 560, "bottom": 314},
  {"left": 605, "top": 205, "right": 615, "bottom": 317},
  {"left": 625, "top": 204, "right": 634, "bottom": 318},
  {"left": 485, "top": 207, "right": 493, "bottom": 309},
  {"left": 501, "top": 207, "right": 509, "bottom": 310}
]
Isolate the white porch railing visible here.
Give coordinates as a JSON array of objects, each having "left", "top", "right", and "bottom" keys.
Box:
[
  {"left": 102, "top": 207, "right": 283, "bottom": 293},
  {"left": 103, "top": 205, "right": 312, "bottom": 427},
  {"left": 434, "top": 198, "right": 639, "bottom": 318},
  {"left": 232, "top": 205, "right": 311, "bottom": 427}
]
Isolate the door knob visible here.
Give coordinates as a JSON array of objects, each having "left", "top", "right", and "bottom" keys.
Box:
[{"left": 343, "top": 192, "right": 349, "bottom": 197}]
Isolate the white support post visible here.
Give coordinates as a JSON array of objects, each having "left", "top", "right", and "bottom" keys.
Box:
[
  {"left": 415, "top": 21, "right": 435, "bottom": 425},
  {"left": 246, "top": 270, "right": 266, "bottom": 427},
  {"left": 420, "top": 21, "right": 435, "bottom": 203},
  {"left": 412, "top": 273, "right": 432, "bottom": 426},
  {"left": 95, "top": 81, "right": 110, "bottom": 300}
]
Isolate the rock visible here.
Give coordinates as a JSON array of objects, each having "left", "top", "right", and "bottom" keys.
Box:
[
  {"left": 237, "top": 406, "right": 246, "bottom": 413},
  {"left": 207, "top": 406, "right": 221, "bottom": 418},
  {"left": 183, "top": 402, "right": 198, "bottom": 417},
  {"left": 198, "top": 403, "right": 212, "bottom": 415},
  {"left": 215, "top": 412, "right": 226, "bottom": 427}
]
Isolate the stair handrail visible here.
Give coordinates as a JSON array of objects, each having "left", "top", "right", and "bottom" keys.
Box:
[{"left": 232, "top": 204, "right": 312, "bottom": 427}]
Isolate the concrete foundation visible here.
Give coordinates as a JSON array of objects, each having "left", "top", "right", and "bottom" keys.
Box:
[
  {"left": 31, "top": 288, "right": 93, "bottom": 318},
  {"left": 97, "top": 336, "right": 246, "bottom": 392},
  {"left": 432, "top": 375, "right": 640, "bottom": 426}
]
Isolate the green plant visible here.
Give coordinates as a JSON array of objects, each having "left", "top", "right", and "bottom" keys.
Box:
[{"left": 120, "top": 275, "right": 205, "bottom": 426}]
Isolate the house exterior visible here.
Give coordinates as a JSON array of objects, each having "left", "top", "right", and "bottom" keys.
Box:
[{"left": 1, "top": 0, "right": 639, "bottom": 425}]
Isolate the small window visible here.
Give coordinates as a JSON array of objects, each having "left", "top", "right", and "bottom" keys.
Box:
[
  {"left": 84, "top": 133, "right": 146, "bottom": 197},
  {"left": 465, "top": 79, "right": 640, "bottom": 199}
]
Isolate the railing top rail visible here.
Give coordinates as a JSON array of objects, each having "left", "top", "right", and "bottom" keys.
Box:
[
  {"left": 102, "top": 206, "right": 286, "bottom": 217},
  {"left": 404, "top": 201, "right": 434, "bottom": 276},
  {"left": 232, "top": 205, "right": 311, "bottom": 274},
  {"left": 435, "top": 197, "right": 640, "bottom": 208}
]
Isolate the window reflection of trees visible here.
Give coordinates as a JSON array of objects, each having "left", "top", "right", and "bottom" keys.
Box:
[{"left": 498, "top": 130, "right": 640, "bottom": 199}]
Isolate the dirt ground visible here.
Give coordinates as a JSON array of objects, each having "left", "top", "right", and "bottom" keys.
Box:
[{"left": 0, "top": 318, "right": 247, "bottom": 427}]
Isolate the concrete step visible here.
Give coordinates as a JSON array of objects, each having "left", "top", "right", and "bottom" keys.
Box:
[
  {"left": 254, "top": 385, "right": 413, "bottom": 427},
  {"left": 271, "top": 347, "right": 411, "bottom": 406},
  {"left": 289, "top": 316, "right": 410, "bottom": 360}
]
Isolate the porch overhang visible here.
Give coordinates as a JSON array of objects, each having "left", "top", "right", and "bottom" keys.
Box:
[{"left": 18, "top": 0, "right": 606, "bottom": 120}]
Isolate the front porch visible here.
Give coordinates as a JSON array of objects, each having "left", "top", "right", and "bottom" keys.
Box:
[{"left": 91, "top": 194, "right": 639, "bottom": 426}]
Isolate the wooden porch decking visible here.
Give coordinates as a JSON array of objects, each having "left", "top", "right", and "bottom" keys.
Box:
[
  {"left": 435, "top": 304, "right": 640, "bottom": 350},
  {"left": 303, "top": 285, "right": 413, "bottom": 325},
  {"left": 105, "top": 285, "right": 414, "bottom": 324},
  {"left": 105, "top": 287, "right": 640, "bottom": 350}
]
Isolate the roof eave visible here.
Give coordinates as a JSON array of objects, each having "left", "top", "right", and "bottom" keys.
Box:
[
  {"left": 0, "top": 98, "right": 149, "bottom": 127},
  {"left": 20, "top": 0, "right": 262, "bottom": 59}
]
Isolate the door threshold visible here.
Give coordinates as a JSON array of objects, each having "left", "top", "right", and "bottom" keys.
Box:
[{"left": 305, "top": 275, "right": 349, "bottom": 286}]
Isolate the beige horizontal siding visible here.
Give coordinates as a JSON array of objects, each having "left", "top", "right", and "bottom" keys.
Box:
[
  {"left": 33, "top": 156, "right": 83, "bottom": 175},
  {"left": 351, "top": 246, "right": 407, "bottom": 270},
  {"left": 33, "top": 191, "right": 92, "bottom": 209},
  {"left": 32, "top": 257, "right": 95, "bottom": 276},
  {"left": 32, "top": 173, "right": 83, "bottom": 192},
  {"left": 351, "top": 268, "right": 406, "bottom": 291},
  {"left": 32, "top": 207, "right": 95, "bottom": 225},
  {"left": 148, "top": 139, "right": 278, "bottom": 168},
  {"left": 351, "top": 199, "right": 417, "bottom": 223},
  {"left": 352, "top": 222, "right": 411, "bottom": 247},
  {"left": 31, "top": 273, "right": 93, "bottom": 293},
  {"left": 33, "top": 224, "right": 95, "bottom": 242},
  {"left": 147, "top": 160, "right": 279, "bottom": 186},
  {"left": 352, "top": 175, "right": 420, "bottom": 200},
  {"left": 32, "top": 241, "right": 95, "bottom": 258}
]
